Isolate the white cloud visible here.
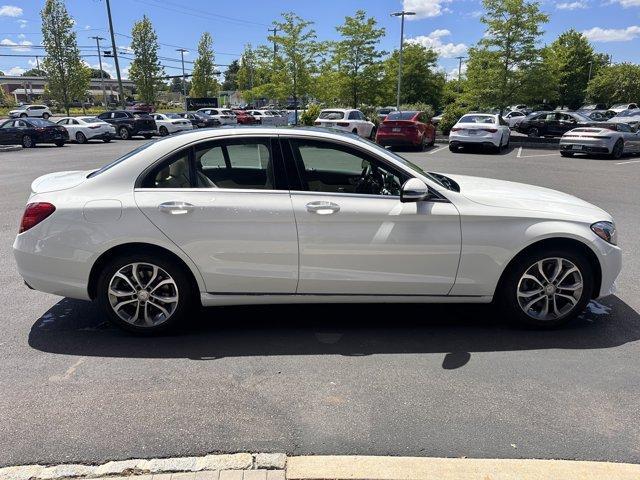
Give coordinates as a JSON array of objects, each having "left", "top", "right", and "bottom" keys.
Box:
[
  {"left": 582, "top": 25, "right": 640, "bottom": 41},
  {"left": 84, "top": 25, "right": 91, "bottom": 30},
  {"left": 407, "top": 29, "right": 467, "bottom": 58},
  {"left": 609, "top": 0, "right": 640, "bottom": 7},
  {"left": 556, "top": 1, "right": 587, "bottom": 9},
  {"left": 17, "top": 19, "right": 27, "bottom": 28},
  {"left": 0, "top": 5, "right": 23, "bottom": 17},
  {"left": 446, "top": 62, "right": 467, "bottom": 80},
  {"left": 7, "top": 66, "right": 25, "bottom": 75},
  {"left": 402, "top": 0, "right": 450, "bottom": 19},
  {"left": 469, "top": 10, "right": 483, "bottom": 17},
  {"left": 1, "top": 37, "right": 32, "bottom": 52},
  {"left": 118, "top": 45, "right": 134, "bottom": 54}
]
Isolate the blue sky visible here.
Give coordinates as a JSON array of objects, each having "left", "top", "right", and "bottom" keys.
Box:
[{"left": 0, "top": 0, "right": 638, "bottom": 80}]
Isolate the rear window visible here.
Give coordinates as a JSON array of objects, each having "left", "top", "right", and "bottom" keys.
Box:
[
  {"left": 165, "top": 113, "right": 182, "bottom": 119},
  {"left": 319, "top": 110, "right": 345, "bottom": 120},
  {"left": 87, "top": 142, "right": 156, "bottom": 178},
  {"left": 79, "top": 117, "right": 102, "bottom": 123},
  {"left": 458, "top": 115, "right": 496, "bottom": 124},
  {"left": 386, "top": 111, "right": 418, "bottom": 120}
]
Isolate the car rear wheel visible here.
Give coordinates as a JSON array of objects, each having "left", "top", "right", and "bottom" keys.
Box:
[
  {"left": 498, "top": 249, "right": 594, "bottom": 328},
  {"left": 159, "top": 126, "right": 169, "bottom": 136},
  {"left": 119, "top": 127, "right": 130, "bottom": 140},
  {"left": 21, "top": 135, "right": 34, "bottom": 148},
  {"left": 96, "top": 253, "right": 196, "bottom": 334},
  {"left": 144, "top": 134, "right": 153, "bottom": 139},
  {"left": 54, "top": 141, "right": 65, "bottom": 147},
  {"left": 610, "top": 139, "right": 624, "bottom": 159},
  {"left": 369, "top": 127, "right": 377, "bottom": 140},
  {"left": 103, "top": 138, "right": 111, "bottom": 143},
  {"left": 560, "top": 151, "right": 574, "bottom": 157},
  {"left": 528, "top": 127, "right": 539, "bottom": 138},
  {"left": 42, "top": 113, "right": 50, "bottom": 120},
  {"left": 448, "top": 143, "right": 459, "bottom": 152},
  {"left": 75, "top": 132, "right": 87, "bottom": 144},
  {"left": 19, "top": 113, "right": 27, "bottom": 118}
]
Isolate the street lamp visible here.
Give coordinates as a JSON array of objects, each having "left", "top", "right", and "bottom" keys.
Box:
[{"left": 391, "top": 10, "right": 415, "bottom": 110}]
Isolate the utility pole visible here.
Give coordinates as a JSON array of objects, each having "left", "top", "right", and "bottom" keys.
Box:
[
  {"left": 455, "top": 55, "right": 465, "bottom": 92},
  {"left": 105, "top": 0, "right": 125, "bottom": 108},
  {"left": 267, "top": 27, "right": 278, "bottom": 64},
  {"left": 35, "top": 55, "right": 40, "bottom": 70},
  {"left": 391, "top": 10, "right": 415, "bottom": 110},
  {"left": 176, "top": 48, "right": 188, "bottom": 108},
  {"left": 91, "top": 36, "right": 107, "bottom": 105},
  {"left": 587, "top": 60, "right": 593, "bottom": 83}
]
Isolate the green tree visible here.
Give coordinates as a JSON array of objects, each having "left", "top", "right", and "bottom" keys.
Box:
[
  {"left": 23, "top": 68, "right": 47, "bottom": 77},
  {"left": 382, "top": 44, "right": 444, "bottom": 109},
  {"left": 169, "top": 76, "right": 190, "bottom": 94},
  {"left": 222, "top": 59, "right": 240, "bottom": 91},
  {"left": 40, "top": 0, "right": 90, "bottom": 115},
  {"left": 333, "top": 10, "right": 385, "bottom": 108},
  {"left": 89, "top": 68, "right": 111, "bottom": 79},
  {"left": 270, "top": 13, "right": 321, "bottom": 110},
  {"left": 190, "top": 32, "right": 219, "bottom": 97},
  {"left": 543, "top": 30, "right": 597, "bottom": 109},
  {"left": 587, "top": 63, "right": 640, "bottom": 105},
  {"left": 128, "top": 15, "right": 164, "bottom": 104},
  {"left": 466, "top": 0, "right": 548, "bottom": 111}
]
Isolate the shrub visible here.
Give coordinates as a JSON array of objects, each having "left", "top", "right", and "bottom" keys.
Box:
[
  {"left": 439, "top": 103, "right": 467, "bottom": 135},
  {"left": 300, "top": 103, "right": 321, "bottom": 126},
  {"left": 400, "top": 102, "right": 435, "bottom": 121}
]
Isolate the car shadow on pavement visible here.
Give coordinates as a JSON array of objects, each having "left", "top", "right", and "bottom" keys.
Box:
[{"left": 28, "top": 296, "right": 640, "bottom": 369}]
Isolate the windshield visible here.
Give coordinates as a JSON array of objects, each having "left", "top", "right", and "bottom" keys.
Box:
[
  {"left": 571, "top": 112, "right": 593, "bottom": 122},
  {"left": 87, "top": 142, "right": 156, "bottom": 178},
  {"left": 458, "top": 115, "right": 496, "bottom": 124},
  {"left": 28, "top": 118, "right": 55, "bottom": 127},
  {"left": 165, "top": 113, "right": 182, "bottom": 119},
  {"left": 319, "top": 110, "right": 345, "bottom": 120},
  {"left": 386, "top": 111, "right": 418, "bottom": 120}
]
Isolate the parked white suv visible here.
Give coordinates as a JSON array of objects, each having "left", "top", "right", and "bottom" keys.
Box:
[
  {"left": 9, "top": 105, "right": 52, "bottom": 119},
  {"left": 314, "top": 108, "right": 376, "bottom": 138},
  {"left": 196, "top": 108, "right": 237, "bottom": 125}
]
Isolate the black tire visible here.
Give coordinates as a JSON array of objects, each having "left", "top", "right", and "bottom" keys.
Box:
[
  {"left": 21, "top": 135, "right": 34, "bottom": 148},
  {"left": 528, "top": 127, "right": 539, "bottom": 138},
  {"left": 54, "top": 141, "right": 65, "bottom": 147},
  {"left": 75, "top": 131, "right": 87, "bottom": 144},
  {"left": 143, "top": 134, "right": 153, "bottom": 139},
  {"left": 560, "top": 151, "right": 574, "bottom": 157},
  {"left": 497, "top": 248, "right": 594, "bottom": 328},
  {"left": 103, "top": 138, "right": 111, "bottom": 143},
  {"left": 369, "top": 127, "right": 377, "bottom": 140},
  {"left": 448, "top": 143, "right": 458, "bottom": 152},
  {"left": 119, "top": 127, "right": 130, "bottom": 140},
  {"left": 96, "top": 252, "right": 196, "bottom": 334},
  {"left": 159, "top": 126, "right": 169, "bottom": 137},
  {"left": 428, "top": 133, "right": 436, "bottom": 147},
  {"left": 42, "top": 113, "right": 50, "bottom": 120},
  {"left": 610, "top": 139, "right": 624, "bottom": 159},
  {"left": 19, "top": 113, "right": 27, "bottom": 118},
  {"left": 352, "top": 128, "right": 358, "bottom": 135}
]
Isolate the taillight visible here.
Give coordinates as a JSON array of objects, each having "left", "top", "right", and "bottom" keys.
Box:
[
  {"left": 88, "top": 125, "right": 100, "bottom": 129},
  {"left": 451, "top": 127, "right": 461, "bottom": 132},
  {"left": 482, "top": 128, "right": 498, "bottom": 133},
  {"left": 19, "top": 202, "right": 56, "bottom": 233},
  {"left": 336, "top": 122, "right": 350, "bottom": 127},
  {"left": 314, "top": 121, "right": 321, "bottom": 126}
]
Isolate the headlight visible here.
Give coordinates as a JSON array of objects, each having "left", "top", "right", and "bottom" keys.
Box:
[{"left": 591, "top": 221, "right": 617, "bottom": 245}]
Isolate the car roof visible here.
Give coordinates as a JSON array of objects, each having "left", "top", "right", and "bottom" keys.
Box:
[{"left": 320, "top": 108, "right": 355, "bottom": 113}]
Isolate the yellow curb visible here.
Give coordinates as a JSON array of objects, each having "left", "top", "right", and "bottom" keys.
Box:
[{"left": 286, "top": 456, "right": 640, "bottom": 480}]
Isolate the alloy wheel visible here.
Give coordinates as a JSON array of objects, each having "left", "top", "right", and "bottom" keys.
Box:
[
  {"left": 22, "top": 135, "right": 32, "bottom": 148},
  {"left": 516, "top": 257, "right": 583, "bottom": 321},
  {"left": 107, "top": 262, "right": 179, "bottom": 327}
]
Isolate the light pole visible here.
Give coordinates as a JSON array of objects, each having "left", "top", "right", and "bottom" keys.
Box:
[
  {"left": 391, "top": 10, "right": 415, "bottom": 110},
  {"left": 91, "top": 36, "right": 107, "bottom": 105},
  {"left": 176, "top": 48, "right": 188, "bottom": 108},
  {"left": 105, "top": 0, "right": 125, "bottom": 108}
]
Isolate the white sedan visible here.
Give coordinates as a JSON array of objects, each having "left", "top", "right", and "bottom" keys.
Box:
[
  {"left": 503, "top": 110, "right": 527, "bottom": 128},
  {"left": 560, "top": 124, "right": 640, "bottom": 159},
  {"left": 150, "top": 113, "right": 194, "bottom": 136},
  {"left": 314, "top": 109, "right": 376, "bottom": 139},
  {"left": 449, "top": 113, "right": 511, "bottom": 152},
  {"left": 14, "top": 128, "right": 621, "bottom": 333},
  {"left": 196, "top": 108, "right": 237, "bottom": 125},
  {"left": 56, "top": 116, "right": 116, "bottom": 143}
]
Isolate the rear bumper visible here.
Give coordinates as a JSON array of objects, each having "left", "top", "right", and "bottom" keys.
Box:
[
  {"left": 449, "top": 133, "right": 500, "bottom": 147},
  {"left": 377, "top": 135, "right": 421, "bottom": 147},
  {"left": 560, "top": 143, "right": 610, "bottom": 154}
]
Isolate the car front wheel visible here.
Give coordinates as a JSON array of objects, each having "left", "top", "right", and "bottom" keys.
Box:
[
  {"left": 119, "top": 127, "right": 130, "bottom": 140},
  {"left": 96, "top": 253, "right": 195, "bottom": 334},
  {"left": 498, "top": 249, "right": 594, "bottom": 328}
]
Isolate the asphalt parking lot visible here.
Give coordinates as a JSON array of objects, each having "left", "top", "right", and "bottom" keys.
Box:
[{"left": 1, "top": 139, "right": 639, "bottom": 466}]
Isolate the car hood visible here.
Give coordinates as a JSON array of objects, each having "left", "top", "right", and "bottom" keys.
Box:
[{"left": 441, "top": 173, "right": 610, "bottom": 220}]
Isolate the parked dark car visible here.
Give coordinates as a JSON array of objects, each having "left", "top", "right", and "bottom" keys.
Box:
[
  {"left": 515, "top": 111, "right": 595, "bottom": 137},
  {"left": 578, "top": 103, "right": 608, "bottom": 112},
  {"left": 178, "top": 111, "right": 221, "bottom": 128},
  {"left": 97, "top": 110, "right": 157, "bottom": 140},
  {"left": 0, "top": 118, "right": 68, "bottom": 148},
  {"left": 376, "top": 110, "right": 436, "bottom": 150}
]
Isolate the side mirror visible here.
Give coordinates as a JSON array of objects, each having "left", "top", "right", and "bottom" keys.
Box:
[{"left": 401, "top": 178, "right": 430, "bottom": 203}]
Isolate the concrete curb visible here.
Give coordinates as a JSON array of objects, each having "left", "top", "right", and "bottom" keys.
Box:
[
  {"left": 0, "top": 145, "right": 21, "bottom": 152},
  {"left": 433, "top": 138, "right": 560, "bottom": 150},
  {"left": 0, "top": 453, "right": 286, "bottom": 480},
  {"left": 286, "top": 456, "right": 640, "bottom": 480}
]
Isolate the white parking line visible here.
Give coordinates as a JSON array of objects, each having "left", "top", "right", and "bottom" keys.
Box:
[
  {"left": 616, "top": 159, "right": 640, "bottom": 165},
  {"left": 428, "top": 145, "right": 448, "bottom": 155},
  {"left": 517, "top": 146, "right": 522, "bottom": 158}
]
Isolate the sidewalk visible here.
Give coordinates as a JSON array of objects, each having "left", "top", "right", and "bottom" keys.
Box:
[{"left": 2, "top": 454, "right": 640, "bottom": 480}]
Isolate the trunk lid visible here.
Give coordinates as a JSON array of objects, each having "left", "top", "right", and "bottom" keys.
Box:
[{"left": 31, "top": 170, "right": 90, "bottom": 194}]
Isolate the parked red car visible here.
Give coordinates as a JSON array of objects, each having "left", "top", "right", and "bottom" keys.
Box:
[
  {"left": 232, "top": 109, "right": 258, "bottom": 125},
  {"left": 126, "top": 102, "right": 156, "bottom": 114},
  {"left": 376, "top": 110, "right": 436, "bottom": 150}
]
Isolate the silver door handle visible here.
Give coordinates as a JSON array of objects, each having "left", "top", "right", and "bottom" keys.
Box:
[
  {"left": 306, "top": 201, "right": 340, "bottom": 215},
  {"left": 158, "top": 201, "right": 195, "bottom": 215}
]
